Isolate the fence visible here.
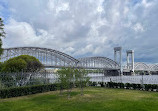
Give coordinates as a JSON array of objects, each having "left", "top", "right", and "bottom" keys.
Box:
[
  {"left": 89, "top": 74, "right": 158, "bottom": 84},
  {"left": 0, "top": 72, "right": 58, "bottom": 89},
  {"left": 0, "top": 72, "right": 158, "bottom": 89}
]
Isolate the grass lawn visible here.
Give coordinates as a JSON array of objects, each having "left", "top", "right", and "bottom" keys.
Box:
[{"left": 0, "top": 87, "right": 158, "bottom": 111}]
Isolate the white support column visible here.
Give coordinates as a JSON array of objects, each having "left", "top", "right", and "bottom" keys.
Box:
[
  {"left": 114, "top": 51, "right": 117, "bottom": 62},
  {"left": 132, "top": 50, "right": 134, "bottom": 72},
  {"left": 114, "top": 47, "right": 122, "bottom": 75},
  {"left": 120, "top": 49, "right": 122, "bottom": 74},
  {"left": 126, "top": 50, "right": 134, "bottom": 73},
  {"left": 127, "top": 53, "right": 129, "bottom": 69}
]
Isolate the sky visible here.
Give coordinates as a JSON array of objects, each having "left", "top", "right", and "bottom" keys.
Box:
[{"left": 0, "top": 0, "right": 158, "bottom": 63}]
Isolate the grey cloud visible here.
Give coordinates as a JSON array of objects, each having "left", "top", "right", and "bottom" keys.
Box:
[{"left": 2, "top": 0, "right": 158, "bottom": 63}]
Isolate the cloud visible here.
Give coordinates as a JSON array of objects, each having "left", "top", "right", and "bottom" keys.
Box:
[
  {"left": 133, "top": 23, "right": 144, "bottom": 32},
  {"left": 1, "top": 0, "right": 158, "bottom": 63}
]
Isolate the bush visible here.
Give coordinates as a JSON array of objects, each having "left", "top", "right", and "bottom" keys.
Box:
[
  {"left": 157, "top": 85, "right": 158, "bottom": 92},
  {"left": 132, "top": 84, "right": 137, "bottom": 90},
  {"left": 104, "top": 82, "right": 107, "bottom": 87},
  {"left": 92, "top": 82, "right": 97, "bottom": 86},
  {"left": 118, "top": 83, "right": 124, "bottom": 88},
  {"left": 144, "top": 84, "right": 158, "bottom": 91},
  {"left": 98, "top": 82, "right": 105, "bottom": 87},
  {"left": 113, "top": 83, "right": 117, "bottom": 88},
  {"left": 151, "top": 84, "right": 157, "bottom": 91},
  {"left": 0, "top": 84, "right": 58, "bottom": 98},
  {"left": 82, "top": 81, "right": 89, "bottom": 87},
  {"left": 125, "top": 83, "right": 131, "bottom": 89},
  {"left": 107, "top": 82, "right": 114, "bottom": 88},
  {"left": 88, "top": 81, "right": 93, "bottom": 86},
  {"left": 144, "top": 84, "right": 150, "bottom": 91},
  {"left": 102, "top": 82, "right": 158, "bottom": 92},
  {"left": 136, "top": 84, "right": 141, "bottom": 90}
]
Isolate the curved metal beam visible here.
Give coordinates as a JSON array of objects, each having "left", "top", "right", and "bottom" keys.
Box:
[
  {"left": 134, "top": 62, "right": 150, "bottom": 71},
  {"left": 78, "top": 56, "right": 120, "bottom": 70},
  {"left": 1, "top": 47, "right": 79, "bottom": 67},
  {"left": 148, "top": 64, "right": 158, "bottom": 71}
]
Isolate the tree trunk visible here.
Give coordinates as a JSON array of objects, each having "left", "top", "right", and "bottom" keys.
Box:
[
  {"left": 80, "top": 79, "right": 83, "bottom": 96},
  {"left": 59, "top": 85, "right": 63, "bottom": 95}
]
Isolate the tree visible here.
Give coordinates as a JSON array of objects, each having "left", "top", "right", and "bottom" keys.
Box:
[
  {"left": 0, "top": 58, "right": 28, "bottom": 87},
  {"left": 57, "top": 67, "right": 68, "bottom": 95},
  {"left": 0, "top": 55, "right": 44, "bottom": 87},
  {"left": 75, "top": 68, "right": 89, "bottom": 96},
  {"left": 0, "top": 18, "right": 5, "bottom": 56},
  {"left": 1, "top": 55, "right": 43, "bottom": 73},
  {"left": 57, "top": 67, "right": 90, "bottom": 98},
  {"left": 2, "top": 59, "right": 27, "bottom": 73},
  {"left": 57, "top": 67, "right": 74, "bottom": 98}
]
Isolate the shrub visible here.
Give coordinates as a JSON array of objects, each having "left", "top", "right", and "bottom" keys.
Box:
[
  {"left": 107, "top": 82, "right": 114, "bottom": 88},
  {"left": 118, "top": 83, "right": 124, "bottom": 88},
  {"left": 98, "top": 82, "right": 105, "bottom": 87},
  {"left": 136, "top": 84, "right": 141, "bottom": 90},
  {"left": 113, "top": 83, "right": 118, "bottom": 88},
  {"left": 0, "top": 84, "right": 58, "bottom": 98},
  {"left": 92, "top": 82, "right": 97, "bottom": 86},
  {"left": 98, "top": 82, "right": 158, "bottom": 92},
  {"left": 104, "top": 82, "right": 107, "bottom": 87},
  {"left": 125, "top": 83, "right": 131, "bottom": 89},
  {"left": 151, "top": 84, "right": 157, "bottom": 91},
  {"left": 88, "top": 81, "right": 93, "bottom": 86},
  {"left": 132, "top": 84, "right": 137, "bottom": 90},
  {"left": 144, "top": 84, "right": 151, "bottom": 91},
  {"left": 156, "top": 85, "right": 158, "bottom": 92}
]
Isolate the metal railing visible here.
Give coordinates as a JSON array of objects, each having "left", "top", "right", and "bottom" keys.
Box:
[
  {"left": 89, "top": 74, "right": 158, "bottom": 84},
  {"left": 1, "top": 72, "right": 158, "bottom": 89},
  {"left": 0, "top": 72, "right": 58, "bottom": 89}
]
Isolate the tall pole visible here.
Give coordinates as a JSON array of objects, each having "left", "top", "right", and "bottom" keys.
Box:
[
  {"left": 126, "top": 50, "right": 134, "bottom": 75},
  {"left": 114, "top": 51, "right": 116, "bottom": 62},
  {"left": 114, "top": 51, "right": 116, "bottom": 69},
  {"left": 114, "top": 47, "right": 122, "bottom": 77},
  {"left": 127, "top": 53, "right": 129, "bottom": 69},
  {"left": 132, "top": 50, "right": 134, "bottom": 72},
  {"left": 120, "top": 49, "right": 122, "bottom": 75}
]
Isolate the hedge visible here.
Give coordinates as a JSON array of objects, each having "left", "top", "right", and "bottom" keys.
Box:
[
  {"left": 88, "top": 81, "right": 158, "bottom": 92},
  {"left": 2, "top": 82, "right": 157, "bottom": 99},
  {"left": 105, "top": 82, "right": 158, "bottom": 91},
  {"left": 0, "top": 84, "right": 58, "bottom": 99}
]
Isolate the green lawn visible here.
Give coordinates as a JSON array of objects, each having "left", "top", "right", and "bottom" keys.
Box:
[{"left": 0, "top": 87, "right": 158, "bottom": 111}]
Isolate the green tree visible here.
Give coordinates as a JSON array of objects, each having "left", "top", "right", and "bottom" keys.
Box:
[
  {"left": 0, "top": 18, "right": 5, "bottom": 56},
  {"left": 0, "top": 55, "right": 43, "bottom": 88},
  {"left": 75, "top": 68, "right": 89, "bottom": 96},
  {"left": 57, "top": 67, "right": 89, "bottom": 97},
  {"left": 2, "top": 59, "right": 27, "bottom": 72},
  {"left": 1, "top": 55, "right": 43, "bottom": 73},
  {"left": 0, "top": 59, "right": 27, "bottom": 88},
  {"left": 57, "top": 67, "right": 74, "bottom": 98},
  {"left": 57, "top": 67, "right": 68, "bottom": 95}
]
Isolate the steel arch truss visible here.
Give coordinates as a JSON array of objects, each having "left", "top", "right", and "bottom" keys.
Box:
[
  {"left": 134, "top": 62, "right": 150, "bottom": 71},
  {"left": 148, "top": 64, "right": 158, "bottom": 71},
  {"left": 134, "top": 62, "right": 158, "bottom": 71},
  {"left": 1, "top": 47, "right": 79, "bottom": 68},
  {"left": 78, "top": 57, "right": 120, "bottom": 70}
]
